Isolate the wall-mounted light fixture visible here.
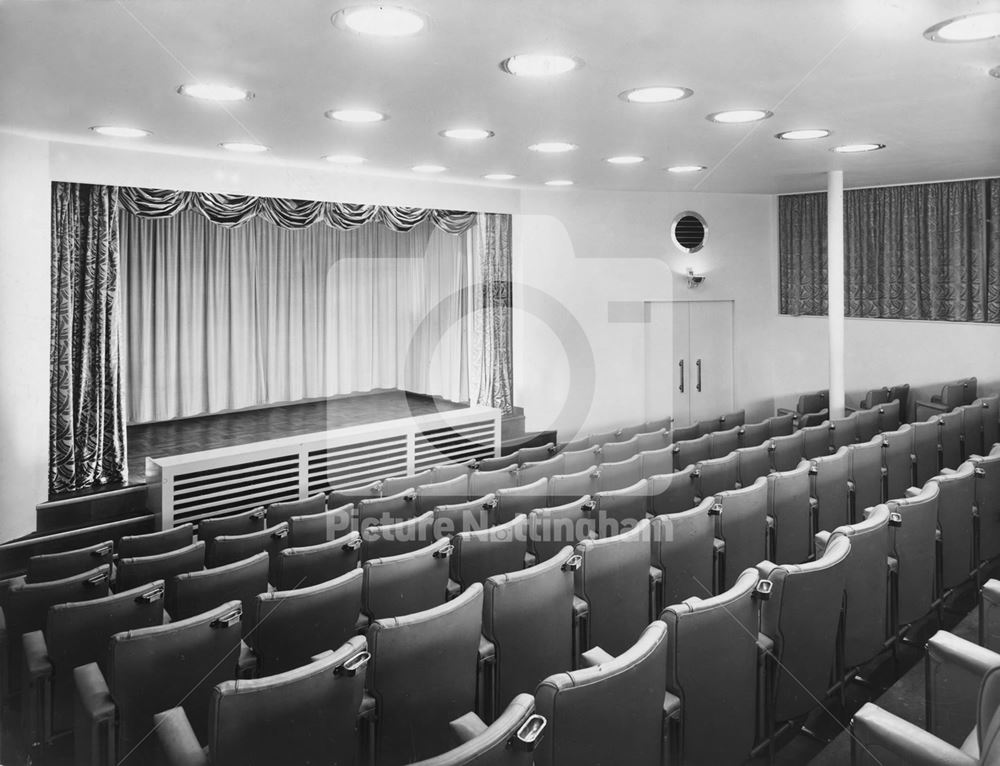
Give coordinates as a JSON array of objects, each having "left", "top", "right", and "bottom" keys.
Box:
[{"left": 687, "top": 268, "right": 707, "bottom": 288}]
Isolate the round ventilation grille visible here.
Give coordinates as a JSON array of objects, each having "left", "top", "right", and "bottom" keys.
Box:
[{"left": 671, "top": 211, "right": 707, "bottom": 253}]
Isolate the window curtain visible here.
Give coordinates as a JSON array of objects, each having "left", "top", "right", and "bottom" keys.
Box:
[
  {"left": 779, "top": 178, "right": 1000, "bottom": 322},
  {"left": 49, "top": 183, "right": 127, "bottom": 493},
  {"left": 469, "top": 213, "right": 513, "bottom": 414}
]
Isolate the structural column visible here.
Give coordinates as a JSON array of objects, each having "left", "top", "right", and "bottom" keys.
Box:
[{"left": 827, "top": 170, "right": 845, "bottom": 418}]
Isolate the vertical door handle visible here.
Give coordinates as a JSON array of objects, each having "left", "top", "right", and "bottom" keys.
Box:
[
  {"left": 696, "top": 359, "right": 702, "bottom": 393},
  {"left": 678, "top": 359, "right": 685, "bottom": 393}
]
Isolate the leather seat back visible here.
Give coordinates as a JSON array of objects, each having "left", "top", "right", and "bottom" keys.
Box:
[
  {"left": 740, "top": 421, "right": 771, "bottom": 449},
  {"left": 644, "top": 416, "right": 673, "bottom": 433},
  {"left": 517, "top": 454, "right": 564, "bottom": 487},
  {"left": 861, "top": 388, "right": 891, "bottom": 410},
  {"left": 118, "top": 523, "right": 194, "bottom": 558},
  {"left": 273, "top": 531, "right": 361, "bottom": 590},
  {"left": 561, "top": 447, "right": 601, "bottom": 475},
  {"left": 361, "top": 510, "right": 435, "bottom": 561},
  {"left": 452, "top": 515, "right": 529, "bottom": 589},
  {"left": 771, "top": 430, "right": 805, "bottom": 472},
  {"left": 671, "top": 424, "right": 699, "bottom": 443},
  {"left": 646, "top": 466, "right": 696, "bottom": 516},
  {"left": 888, "top": 384, "right": 910, "bottom": 422},
  {"left": 708, "top": 425, "right": 741, "bottom": 459},
  {"left": 810, "top": 446, "right": 851, "bottom": 533},
  {"left": 590, "top": 429, "right": 621, "bottom": 449},
  {"left": 927, "top": 462, "right": 976, "bottom": 591},
  {"left": 798, "top": 390, "right": 829, "bottom": 415},
  {"left": 855, "top": 406, "right": 881, "bottom": 443},
  {"left": 357, "top": 488, "right": 416, "bottom": 527},
  {"left": 206, "top": 525, "right": 286, "bottom": 582},
  {"left": 266, "top": 492, "right": 326, "bottom": 527},
  {"left": 977, "top": 394, "right": 1000, "bottom": 452},
  {"left": 736, "top": 442, "right": 772, "bottom": 486},
  {"left": 713, "top": 477, "right": 769, "bottom": 590},
  {"left": 254, "top": 569, "right": 363, "bottom": 675},
  {"left": 596, "top": 455, "right": 643, "bottom": 493},
  {"left": 517, "top": 443, "right": 556, "bottom": 464},
  {"left": 434, "top": 495, "right": 495, "bottom": 536},
  {"left": 484, "top": 548, "right": 577, "bottom": 713},
  {"left": 697, "top": 416, "right": 722, "bottom": 435},
  {"left": 720, "top": 410, "right": 746, "bottom": 429},
  {"left": 547, "top": 468, "right": 598, "bottom": 507},
  {"left": 830, "top": 414, "right": 859, "bottom": 451},
  {"left": 495, "top": 478, "right": 548, "bottom": 525},
  {"left": 117, "top": 541, "right": 205, "bottom": 592},
  {"left": 882, "top": 426, "right": 915, "bottom": 501},
  {"left": 673, "top": 434, "right": 710, "bottom": 471},
  {"left": 592, "top": 480, "right": 648, "bottom": 533},
  {"left": 287, "top": 503, "right": 352, "bottom": 547},
  {"left": 327, "top": 480, "right": 381, "bottom": 509},
  {"left": 634, "top": 428, "right": 670, "bottom": 453},
  {"left": 650, "top": 499, "right": 716, "bottom": 608},
  {"left": 911, "top": 419, "right": 942, "bottom": 486},
  {"left": 849, "top": 436, "right": 885, "bottom": 521},
  {"left": 769, "top": 413, "right": 796, "bottom": 437},
  {"left": 416, "top": 475, "right": 472, "bottom": 514},
  {"left": 362, "top": 537, "right": 451, "bottom": 620},
  {"left": 767, "top": 460, "right": 812, "bottom": 565},
  {"left": 889, "top": 482, "right": 940, "bottom": 626},
  {"left": 528, "top": 497, "right": 591, "bottom": 563},
  {"left": 661, "top": 569, "right": 759, "bottom": 766},
  {"left": 800, "top": 422, "right": 832, "bottom": 460},
  {"left": 879, "top": 399, "right": 902, "bottom": 433},
  {"left": 166, "top": 551, "right": 269, "bottom": 636},
  {"left": 26, "top": 540, "right": 113, "bottom": 583},
  {"left": 368, "top": 584, "right": 484, "bottom": 765},
  {"left": 600, "top": 436, "right": 641, "bottom": 464},
  {"left": 533, "top": 621, "right": 667, "bottom": 766},
  {"left": 973, "top": 448, "right": 1000, "bottom": 563},
  {"left": 575, "top": 520, "right": 651, "bottom": 656},
  {"left": 382, "top": 469, "right": 434, "bottom": 496},
  {"left": 937, "top": 409, "right": 964, "bottom": 470},
  {"left": 963, "top": 402, "right": 986, "bottom": 460},
  {"left": 639, "top": 445, "right": 674, "bottom": 479},
  {"left": 477, "top": 454, "right": 520, "bottom": 473},
  {"left": 198, "top": 509, "right": 266, "bottom": 546},
  {"left": 432, "top": 462, "right": 475, "bottom": 484},
  {"left": 694, "top": 453, "right": 739, "bottom": 498},
  {"left": 469, "top": 467, "right": 518, "bottom": 499}
]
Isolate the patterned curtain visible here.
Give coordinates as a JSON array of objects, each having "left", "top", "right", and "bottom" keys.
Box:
[
  {"left": 49, "top": 183, "right": 127, "bottom": 493},
  {"left": 470, "top": 213, "right": 514, "bottom": 414},
  {"left": 779, "top": 178, "right": 1000, "bottom": 322}
]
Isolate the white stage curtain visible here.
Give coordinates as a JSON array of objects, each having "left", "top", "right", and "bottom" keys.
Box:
[{"left": 121, "top": 211, "right": 469, "bottom": 423}]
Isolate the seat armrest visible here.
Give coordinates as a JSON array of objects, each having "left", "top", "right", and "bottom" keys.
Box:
[
  {"left": 905, "top": 486, "right": 922, "bottom": 498},
  {"left": 446, "top": 578, "right": 462, "bottom": 600},
  {"left": 572, "top": 595, "right": 589, "bottom": 621},
  {"left": 152, "top": 707, "right": 209, "bottom": 766},
  {"left": 22, "top": 629, "right": 53, "bottom": 746},
  {"left": 851, "top": 703, "right": 975, "bottom": 766},
  {"left": 663, "top": 690, "right": 681, "bottom": 720},
  {"left": 359, "top": 691, "right": 377, "bottom": 719},
  {"left": 523, "top": 551, "right": 537, "bottom": 568},
  {"left": 74, "top": 662, "right": 117, "bottom": 766},
  {"left": 983, "top": 579, "right": 1000, "bottom": 606},
  {"left": 237, "top": 640, "right": 257, "bottom": 679},
  {"left": 814, "top": 531, "right": 832, "bottom": 558},
  {"left": 927, "top": 631, "right": 1000, "bottom": 681},
  {"left": 649, "top": 565, "right": 663, "bottom": 621},
  {"left": 23, "top": 629, "right": 51, "bottom": 680},
  {"left": 757, "top": 632, "right": 775, "bottom": 655},
  {"left": 478, "top": 635, "right": 495, "bottom": 666},
  {"left": 581, "top": 646, "right": 615, "bottom": 668},
  {"left": 449, "top": 711, "right": 489, "bottom": 745}
]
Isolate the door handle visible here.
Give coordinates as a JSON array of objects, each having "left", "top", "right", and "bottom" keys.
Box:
[
  {"left": 696, "top": 359, "right": 702, "bottom": 393},
  {"left": 678, "top": 359, "right": 685, "bottom": 393}
]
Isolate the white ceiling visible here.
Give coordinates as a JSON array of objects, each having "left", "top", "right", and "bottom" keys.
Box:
[{"left": 1, "top": 0, "right": 998, "bottom": 194}]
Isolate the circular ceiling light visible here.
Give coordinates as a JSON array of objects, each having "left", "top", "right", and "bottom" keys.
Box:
[
  {"left": 326, "top": 108, "right": 388, "bottom": 123},
  {"left": 219, "top": 141, "right": 269, "bottom": 153},
  {"left": 924, "top": 12, "right": 1000, "bottom": 42},
  {"left": 831, "top": 143, "right": 885, "bottom": 153},
  {"left": 775, "top": 129, "right": 831, "bottom": 141},
  {"left": 605, "top": 155, "right": 645, "bottom": 165},
  {"left": 178, "top": 83, "right": 253, "bottom": 102},
  {"left": 484, "top": 173, "right": 516, "bottom": 181},
  {"left": 412, "top": 164, "right": 446, "bottom": 173},
  {"left": 618, "top": 86, "right": 693, "bottom": 103},
  {"left": 333, "top": 5, "right": 426, "bottom": 36},
  {"left": 439, "top": 128, "right": 494, "bottom": 140},
  {"left": 90, "top": 125, "right": 151, "bottom": 138},
  {"left": 667, "top": 165, "right": 707, "bottom": 173},
  {"left": 544, "top": 179, "right": 574, "bottom": 187},
  {"left": 324, "top": 154, "right": 365, "bottom": 164},
  {"left": 499, "top": 54, "right": 581, "bottom": 77},
  {"left": 529, "top": 141, "right": 577, "bottom": 153},
  {"left": 706, "top": 109, "right": 773, "bottom": 124}
]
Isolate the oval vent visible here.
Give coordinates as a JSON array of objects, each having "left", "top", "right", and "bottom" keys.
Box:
[{"left": 671, "top": 211, "right": 707, "bottom": 253}]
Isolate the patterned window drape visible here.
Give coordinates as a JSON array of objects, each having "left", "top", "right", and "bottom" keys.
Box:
[
  {"left": 469, "top": 213, "right": 513, "bottom": 414},
  {"left": 49, "top": 183, "right": 127, "bottom": 493},
  {"left": 779, "top": 178, "right": 1000, "bottom": 322}
]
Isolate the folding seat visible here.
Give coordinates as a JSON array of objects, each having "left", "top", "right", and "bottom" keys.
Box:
[
  {"left": 516, "top": 442, "right": 556, "bottom": 464},
  {"left": 646, "top": 466, "right": 697, "bottom": 517},
  {"left": 830, "top": 413, "right": 859, "bottom": 452},
  {"left": 529, "top": 497, "right": 592, "bottom": 564},
  {"left": 757, "top": 535, "right": 850, "bottom": 736},
  {"left": 971, "top": 447, "right": 1000, "bottom": 565},
  {"left": 779, "top": 389, "right": 829, "bottom": 421},
  {"left": 916, "top": 380, "right": 969, "bottom": 420},
  {"left": 433, "top": 495, "right": 495, "bottom": 536},
  {"left": 740, "top": 420, "right": 771, "bottom": 449},
  {"left": 882, "top": 425, "right": 915, "bottom": 502},
  {"left": 912, "top": 418, "right": 942, "bottom": 486},
  {"left": 476, "top": 453, "right": 521, "bottom": 473},
  {"left": 451, "top": 515, "right": 531, "bottom": 591},
  {"left": 286, "top": 503, "right": 352, "bottom": 547},
  {"left": 357, "top": 488, "right": 417, "bottom": 528},
  {"left": 517, "top": 453, "right": 564, "bottom": 486},
  {"left": 854, "top": 405, "right": 881, "bottom": 443},
  {"left": 362, "top": 537, "right": 452, "bottom": 621},
  {"left": 382, "top": 468, "right": 435, "bottom": 496},
  {"left": 468, "top": 465, "right": 518, "bottom": 498},
  {"left": 633, "top": 428, "right": 670, "bottom": 453},
  {"left": 166, "top": 551, "right": 269, "bottom": 637},
  {"left": 25, "top": 539, "right": 113, "bottom": 583},
  {"left": 494, "top": 478, "right": 548, "bottom": 525},
  {"left": 644, "top": 415, "right": 673, "bottom": 433},
  {"left": 558, "top": 436, "right": 591, "bottom": 453},
  {"left": 963, "top": 377, "right": 979, "bottom": 405},
  {"left": 926, "top": 462, "right": 977, "bottom": 598},
  {"left": 416, "top": 475, "right": 472, "bottom": 513},
  {"left": 595, "top": 454, "right": 642, "bottom": 492},
  {"left": 590, "top": 479, "right": 649, "bottom": 535},
  {"left": 712, "top": 477, "right": 769, "bottom": 591},
  {"left": 800, "top": 421, "right": 831, "bottom": 460},
  {"left": 962, "top": 402, "right": 985, "bottom": 461},
  {"left": 673, "top": 433, "right": 710, "bottom": 471},
  {"left": 155, "top": 636, "right": 369, "bottom": 766},
  {"left": 273, "top": 531, "right": 361, "bottom": 590},
  {"left": 937, "top": 409, "right": 964, "bottom": 470},
  {"left": 671, "top": 423, "right": 700, "bottom": 442},
  {"left": 560, "top": 446, "right": 601, "bottom": 475},
  {"left": 736, "top": 442, "right": 772, "bottom": 486},
  {"left": 73, "top": 601, "right": 244, "bottom": 766},
  {"left": 589, "top": 429, "right": 621, "bottom": 449},
  {"left": 849, "top": 436, "right": 885, "bottom": 523},
  {"left": 639, "top": 445, "right": 673, "bottom": 479},
  {"left": 719, "top": 409, "right": 746, "bottom": 429},
  {"left": 771, "top": 430, "right": 805, "bottom": 472},
  {"left": 815, "top": 505, "right": 892, "bottom": 673},
  {"left": 265, "top": 492, "right": 325, "bottom": 528},
  {"left": 408, "top": 693, "right": 543, "bottom": 766},
  {"left": 878, "top": 399, "right": 902, "bottom": 433},
  {"left": 978, "top": 394, "right": 1000, "bottom": 452},
  {"left": 888, "top": 383, "right": 911, "bottom": 422},
  {"left": 197, "top": 508, "right": 266, "bottom": 547},
  {"left": 859, "top": 387, "right": 891, "bottom": 410},
  {"left": 599, "top": 435, "right": 640, "bottom": 463},
  {"left": 573, "top": 519, "right": 652, "bottom": 656},
  {"left": 21, "top": 580, "right": 165, "bottom": 746},
  {"left": 547, "top": 467, "right": 598, "bottom": 506},
  {"left": 767, "top": 461, "right": 813, "bottom": 565},
  {"left": 798, "top": 409, "right": 830, "bottom": 428},
  {"left": 117, "top": 541, "right": 205, "bottom": 592},
  {"left": 206, "top": 526, "right": 286, "bottom": 583},
  {"left": 327, "top": 479, "right": 382, "bottom": 509},
  {"left": 367, "top": 584, "right": 485, "bottom": 765},
  {"left": 431, "top": 461, "right": 475, "bottom": 484},
  {"left": 769, "top": 412, "right": 795, "bottom": 437},
  {"left": 483, "top": 547, "right": 580, "bottom": 713},
  {"left": 810, "top": 446, "right": 852, "bottom": 534},
  {"left": 660, "top": 569, "right": 760, "bottom": 766},
  {"left": 696, "top": 416, "right": 721, "bottom": 435},
  {"left": 694, "top": 452, "right": 739, "bottom": 499},
  {"left": 533, "top": 620, "right": 667, "bottom": 766},
  {"left": 253, "top": 569, "right": 363, "bottom": 675},
  {"left": 361, "top": 511, "right": 435, "bottom": 561},
  {"left": 708, "top": 425, "right": 741, "bottom": 459},
  {"left": 888, "top": 482, "right": 940, "bottom": 633},
  {"left": 650, "top": 498, "right": 717, "bottom": 610},
  {"left": 118, "top": 523, "right": 195, "bottom": 558},
  {"left": 616, "top": 424, "right": 645, "bottom": 441}
]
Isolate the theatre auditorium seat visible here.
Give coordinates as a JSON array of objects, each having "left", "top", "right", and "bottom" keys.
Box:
[
  {"left": 265, "top": 492, "right": 326, "bottom": 527},
  {"left": 286, "top": 503, "right": 353, "bottom": 547},
  {"left": 166, "top": 551, "right": 268, "bottom": 638},
  {"left": 25, "top": 539, "right": 114, "bottom": 583},
  {"left": 117, "top": 541, "right": 205, "bottom": 592},
  {"left": 197, "top": 508, "right": 266, "bottom": 547},
  {"left": 451, "top": 515, "right": 532, "bottom": 592},
  {"left": 646, "top": 466, "right": 696, "bottom": 517},
  {"left": 362, "top": 537, "right": 452, "bottom": 621},
  {"left": 206, "top": 526, "right": 285, "bottom": 583},
  {"left": 272, "top": 531, "right": 361, "bottom": 590},
  {"left": 649, "top": 498, "right": 716, "bottom": 611}
]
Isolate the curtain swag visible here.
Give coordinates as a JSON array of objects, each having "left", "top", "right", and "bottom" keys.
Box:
[{"left": 118, "top": 186, "right": 477, "bottom": 234}]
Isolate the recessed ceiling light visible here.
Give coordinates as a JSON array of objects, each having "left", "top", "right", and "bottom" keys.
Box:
[
  {"left": 333, "top": 5, "right": 426, "bottom": 37},
  {"left": 219, "top": 141, "right": 269, "bottom": 153},
  {"left": 924, "top": 12, "right": 1000, "bottom": 42},
  {"left": 484, "top": 173, "right": 516, "bottom": 181},
  {"left": 618, "top": 86, "right": 693, "bottom": 103},
  {"left": 499, "top": 54, "right": 581, "bottom": 77},
  {"left": 439, "top": 128, "right": 494, "bottom": 141},
  {"left": 667, "top": 165, "right": 707, "bottom": 174},
  {"left": 605, "top": 155, "right": 646, "bottom": 165},
  {"left": 775, "top": 129, "right": 831, "bottom": 141},
  {"left": 90, "top": 126, "right": 151, "bottom": 138},
  {"left": 529, "top": 141, "right": 577, "bottom": 153},
  {"left": 177, "top": 83, "right": 253, "bottom": 102},
  {"left": 324, "top": 154, "right": 365, "bottom": 164},
  {"left": 412, "top": 164, "right": 446, "bottom": 173},
  {"left": 706, "top": 109, "right": 773, "bottom": 124},
  {"left": 326, "top": 109, "right": 388, "bottom": 123},
  {"left": 545, "top": 179, "right": 574, "bottom": 187},
  {"left": 831, "top": 143, "right": 885, "bottom": 153}
]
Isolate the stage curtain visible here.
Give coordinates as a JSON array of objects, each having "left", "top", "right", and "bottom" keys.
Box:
[
  {"left": 779, "top": 178, "right": 1000, "bottom": 322},
  {"left": 49, "top": 183, "right": 128, "bottom": 492},
  {"left": 121, "top": 211, "right": 469, "bottom": 422},
  {"left": 469, "top": 213, "right": 513, "bottom": 414}
]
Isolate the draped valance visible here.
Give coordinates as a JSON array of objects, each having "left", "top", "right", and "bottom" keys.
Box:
[{"left": 117, "top": 186, "right": 478, "bottom": 234}]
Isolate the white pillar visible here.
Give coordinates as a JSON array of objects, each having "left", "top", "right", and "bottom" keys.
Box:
[{"left": 828, "top": 170, "right": 845, "bottom": 418}]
